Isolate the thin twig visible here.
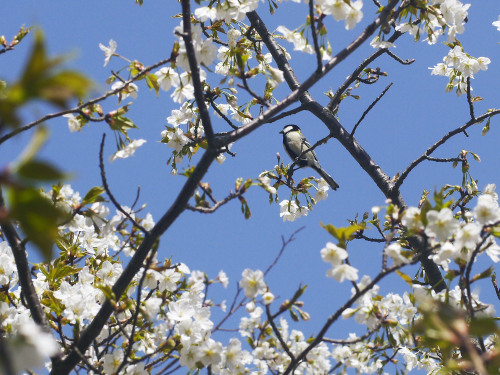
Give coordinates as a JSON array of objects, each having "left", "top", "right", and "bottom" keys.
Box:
[
  {"left": 117, "top": 249, "right": 158, "bottom": 374},
  {"left": 466, "top": 77, "right": 475, "bottom": 121},
  {"left": 425, "top": 156, "right": 462, "bottom": 163},
  {"left": 323, "top": 318, "right": 383, "bottom": 345},
  {"left": 73, "top": 346, "right": 102, "bottom": 374},
  {"left": 282, "top": 256, "right": 420, "bottom": 375},
  {"left": 266, "top": 304, "right": 296, "bottom": 362},
  {"left": 384, "top": 49, "right": 415, "bottom": 65},
  {"left": 308, "top": 0, "right": 322, "bottom": 71},
  {"left": 186, "top": 190, "right": 245, "bottom": 214},
  {"left": 180, "top": 0, "right": 215, "bottom": 144},
  {"left": 237, "top": 74, "right": 269, "bottom": 107},
  {"left": 99, "top": 134, "right": 148, "bottom": 234},
  {"left": 327, "top": 18, "right": 408, "bottom": 112},
  {"left": 0, "top": 56, "right": 174, "bottom": 146},
  {"left": 209, "top": 99, "right": 238, "bottom": 130},
  {"left": 265, "top": 105, "right": 306, "bottom": 124},
  {"left": 394, "top": 109, "right": 500, "bottom": 191},
  {"left": 265, "top": 227, "right": 305, "bottom": 276},
  {"left": 351, "top": 82, "right": 393, "bottom": 137}
]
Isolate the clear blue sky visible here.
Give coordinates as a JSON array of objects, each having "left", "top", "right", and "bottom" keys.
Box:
[{"left": 2, "top": 1, "right": 500, "bottom": 373}]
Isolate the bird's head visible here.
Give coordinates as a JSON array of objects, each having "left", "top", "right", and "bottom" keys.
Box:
[{"left": 279, "top": 124, "right": 301, "bottom": 135}]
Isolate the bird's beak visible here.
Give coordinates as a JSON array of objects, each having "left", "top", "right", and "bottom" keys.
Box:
[{"left": 279, "top": 130, "right": 284, "bottom": 134}]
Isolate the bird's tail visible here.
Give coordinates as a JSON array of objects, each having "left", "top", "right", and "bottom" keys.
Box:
[{"left": 312, "top": 166, "right": 340, "bottom": 191}]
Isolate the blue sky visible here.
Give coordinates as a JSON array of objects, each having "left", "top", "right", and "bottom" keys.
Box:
[{"left": 2, "top": 1, "right": 500, "bottom": 372}]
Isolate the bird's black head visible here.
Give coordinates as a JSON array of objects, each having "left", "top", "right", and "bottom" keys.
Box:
[{"left": 279, "top": 124, "right": 301, "bottom": 135}]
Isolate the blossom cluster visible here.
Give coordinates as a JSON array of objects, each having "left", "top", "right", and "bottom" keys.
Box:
[
  {"left": 397, "top": 0, "right": 471, "bottom": 44},
  {"left": 429, "top": 45, "right": 491, "bottom": 96},
  {"left": 279, "top": 178, "right": 330, "bottom": 222},
  {"left": 403, "top": 184, "right": 500, "bottom": 269}
]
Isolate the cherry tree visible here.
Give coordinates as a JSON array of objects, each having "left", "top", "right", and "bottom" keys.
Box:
[{"left": 1, "top": 0, "right": 500, "bottom": 374}]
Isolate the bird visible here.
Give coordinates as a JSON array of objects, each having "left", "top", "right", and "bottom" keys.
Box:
[{"left": 279, "top": 124, "right": 339, "bottom": 190}]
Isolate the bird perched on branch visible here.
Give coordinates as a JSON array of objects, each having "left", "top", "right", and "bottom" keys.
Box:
[{"left": 279, "top": 124, "right": 339, "bottom": 190}]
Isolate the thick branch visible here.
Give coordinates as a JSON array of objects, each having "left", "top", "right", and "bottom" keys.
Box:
[
  {"left": 248, "top": 4, "right": 446, "bottom": 294},
  {"left": 181, "top": 0, "right": 215, "bottom": 144},
  {"left": 50, "top": 149, "right": 217, "bottom": 375},
  {"left": 221, "top": 0, "right": 399, "bottom": 147}
]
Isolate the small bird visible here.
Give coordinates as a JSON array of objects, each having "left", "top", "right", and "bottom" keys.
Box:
[{"left": 279, "top": 124, "right": 339, "bottom": 190}]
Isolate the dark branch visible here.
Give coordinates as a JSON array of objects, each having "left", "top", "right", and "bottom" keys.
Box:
[
  {"left": 0, "top": 57, "right": 174, "bottom": 146},
  {"left": 181, "top": 0, "right": 215, "bottom": 144},
  {"left": 265, "top": 105, "right": 306, "bottom": 124},
  {"left": 394, "top": 109, "right": 500, "bottom": 191},
  {"left": 186, "top": 190, "right": 245, "bottom": 214},
  {"left": 384, "top": 49, "right": 415, "bottom": 65},
  {"left": 466, "top": 77, "right": 475, "bottom": 121},
  {"left": 308, "top": 0, "right": 323, "bottom": 72},
  {"left": 266, "top": 304, "right": 296, "bottom": 362},
  {"left": 0, "top": 188, "right": 63, "bottom": 366},
  {"left": 351, "top": 82, "right": 393, "bottom": 137},
  {"left": 99, "top": 134, "right": 148, "bottom": 234},
  {"left": 51, "top": 148, "right": 217, "bottom": 375}
]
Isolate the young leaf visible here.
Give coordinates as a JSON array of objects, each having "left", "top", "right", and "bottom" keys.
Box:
[
  {"left": 16, "top": 159, "right": 66, "bottom": 181},
  {"left": 8, "top": 187, "right": 69, "bottom": 260}
]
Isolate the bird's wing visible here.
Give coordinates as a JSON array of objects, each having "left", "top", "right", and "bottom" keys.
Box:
[{"left": 300, "top": 138, "right": 319, "bottom": 163}]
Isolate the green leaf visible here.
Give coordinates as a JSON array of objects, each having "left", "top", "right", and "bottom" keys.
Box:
[
  {"left": 471, "top": 266, "right": 494, "bottom": 283},
  {"left": 469, "top": 151, "right": 481, "bottom": 162},
  {"left": 40, "top": 70, "right": 92, "bottom": 107},
  {"left": 50, "top": 264, "right": 80, "bottom": 283},
  {"left": 320, "top": 222, "right": 364, "bottom": 246},
  {"left": 289, "top": 284, "right": 307, "bottom": 306},
  {"left": 482, "top": 116, "right": 491, "bottom": 136},
  {"left": 239, "top": 197, "right": 251, "bottom": 219},
  {"left": 16, "top": 159, "right": 66, "bottom": 181},
  {"left": 40, "top": 291, "right": 64, "bottom": 316},
  {"left": 8, "top": 187, "right": 68, "bottom": 260},
  {"left": 396, "top": 270, "right": 413, "bottom": 286},
  {"left": 12, "top": 126, "right": 49, "bottom": 168},
  {"left": 81, "top": 186, "right": 106, "bottom": 206},
  {"left": 469, "top": 316, "right": 498, "bottom": 337},
  {"left": 0, "top": 30, "right": 92, "bottom": 128},
  {"left": 107, "top": 115, "right": 137, "bottom": 134}
]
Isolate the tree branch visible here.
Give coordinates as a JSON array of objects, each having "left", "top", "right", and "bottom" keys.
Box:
[
  {"left": 249, "top": 0, "right": 446, "bottom": 299},
  {"left": 266, "top": 304, "right": 295, "bottom": 362},
  {"left": 394, "top": 109, "right": 500, "bottom": 191},
  {"left": 99, "top": 134, "right": 148, "bottom": 234},
  {"left": 351, "top": 82, "right": 393, "bottom": 137},
  {"left": 50, "top": 148, "right": 218, "bottom": 375},
  {"left": 0, "top": 56, "right": 173, "bottom": 146},
  {"left": 181, "top": 0, "right": 215, "bottom": 144},
  {"left": 186, "top": 190, "right": 245, "bottom": 214},
  {"left": 308, "top": 0, "right": 323, "bottom": 72},
  {"left": 283, "top": 258, "right": 419, "bottom": 375}
]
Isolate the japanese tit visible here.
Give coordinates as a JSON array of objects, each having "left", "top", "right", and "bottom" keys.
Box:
[{"left": 279, "top": 124, "right": 339, "bottom": 190}]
